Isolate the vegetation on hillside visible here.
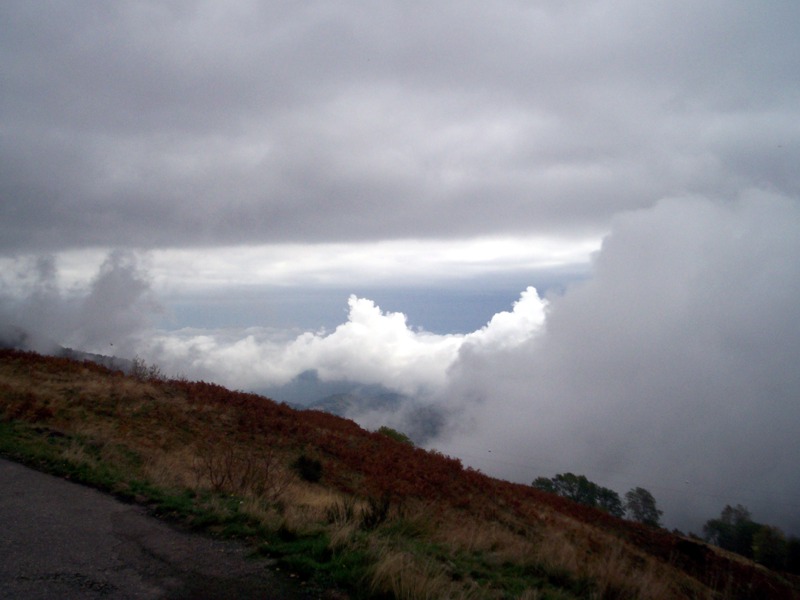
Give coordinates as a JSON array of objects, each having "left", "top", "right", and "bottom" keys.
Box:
[
  {"left": 702, "top": 504, "right": 800, "bottom": 573},
  {"left": 1, "top": 349, "right": 799, "bottom": 599},
  {"left": 532, "top": 473, "right": 626, "bottom": 519},
  {"left": 533, "top": 474, "right": 663, "bottom": 528}
]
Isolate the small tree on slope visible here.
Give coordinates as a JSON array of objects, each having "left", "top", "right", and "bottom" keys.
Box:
[{"left": 625, "top": 487, "right": 663, "bottom": 527}]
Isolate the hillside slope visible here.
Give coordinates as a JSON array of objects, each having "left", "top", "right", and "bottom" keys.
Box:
[{"left": 1, "top": 349, "right": 798, "bottom": 599}]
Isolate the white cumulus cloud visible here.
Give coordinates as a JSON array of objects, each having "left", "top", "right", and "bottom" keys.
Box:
[{"left": 144, "top": 288, "right": 549, "bottom": 397}]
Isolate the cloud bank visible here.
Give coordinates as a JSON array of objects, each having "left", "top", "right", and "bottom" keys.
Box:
[
  {"left": 3, "top": 2, "right": 800, "bottom": 252},
  {"left": 2, "top": 194, "right": 798, "bottom": 535},
  {"left": 142, "top": 285, "right": 546, "bottom": 397},
  {"left": 145, "top": 193, "right": 798, "bottom": 534},
  {"left": 437, "top": 192, "right": 800, "bottom": 534}
]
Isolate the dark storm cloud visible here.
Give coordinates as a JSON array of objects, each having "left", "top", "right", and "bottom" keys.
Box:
[{"left": 2, "top": 1, "right": 799, "bottom": 252}]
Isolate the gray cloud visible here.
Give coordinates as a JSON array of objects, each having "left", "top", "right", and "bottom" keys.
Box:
[
  {"left": 3, "top": 193, "right": 797, "bottom": 536},
  {"left": 77, "top": 250, "right": 162, "bottom": 350},
  {"left": 2, "top": 0, "right": 800, "bottom": 537},
  {"left": 436, "top": 193, "right": 800, "bottom": 534},
  {"left": 0, "top": 250, "right": 160, "bottom": 354},
  {"left": 123, "top": 192, "right": 800, "bottom": 534},
  {"left": 3, "top": 2, "right": 799, "bottom": 252}
]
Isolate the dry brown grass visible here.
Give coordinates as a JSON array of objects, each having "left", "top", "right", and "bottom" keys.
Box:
[
  {"left": 278, "top": 482, "right": 347, "bottom": 534},
  {"left": 61, "top": 437, "right": 96, "bottom": 466},
  {"left": 3, "top": 350, "right": 798, "bottom": 600},
  {"left": 238, "top": 495, "right": 282, "bottom": 529},
  {"left": 368, "top": 547, "right": 476, "bottom": 600},
  {"left": 142, "top": 446, "right": 200, "bottom": 490},
  {"left": 435, "top": 512, "right": 537, "bottom": 569},
  {"left": 515, "top": 591, "right": 542, "bottom": 600},
  {"left": 532, "top": 522, "right": 712, "bottom": 600},
  {"left": 431, "top": 504, "right": 712, "bottom": 600}
]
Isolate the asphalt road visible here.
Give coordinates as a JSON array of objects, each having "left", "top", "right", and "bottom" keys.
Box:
[{"left": 0, "top": 458, "right": 332, "bottom": 599}]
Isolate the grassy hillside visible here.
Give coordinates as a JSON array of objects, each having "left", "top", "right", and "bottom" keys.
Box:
[{"left": 1, "top": 349, "right": 798, "bottom": 599}]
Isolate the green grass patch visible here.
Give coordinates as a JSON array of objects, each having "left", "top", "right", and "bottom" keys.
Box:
[
  {"left": 0, "top": 419, "right": 266, "bottom": 540},
  {"left": 258, "top": 530, "right": 371, "bottom": 595},
  {"left": 0, "top": 420, "right": 113, "bottom": 481}
]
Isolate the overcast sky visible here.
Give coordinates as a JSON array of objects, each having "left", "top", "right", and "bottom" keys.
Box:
[{"left": 2, "top": 1, "right": 800, "bottom": 535}]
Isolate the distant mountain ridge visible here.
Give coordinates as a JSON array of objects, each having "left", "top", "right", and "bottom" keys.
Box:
[
  {"left": 304, "top": 390, "right": 402, "bottom": 416},
  {"left": 298, "top": 391, "right": 444, "bottom": 446},
  {"left": 264, "top": 370, "right": 446, "bottom": 445}
]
